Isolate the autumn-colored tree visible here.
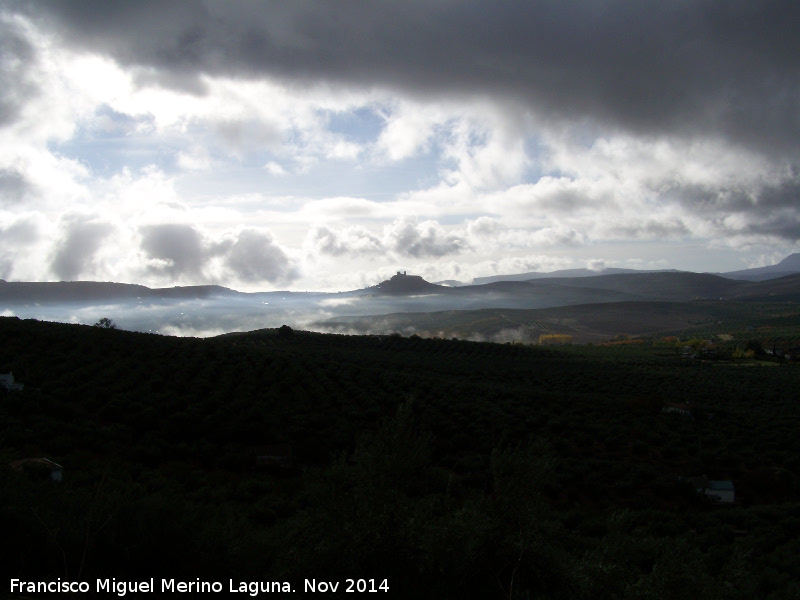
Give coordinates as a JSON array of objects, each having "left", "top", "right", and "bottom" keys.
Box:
[
  {"left": 653, "top": 336, "right": 680, "bottom": 348},
  {"left": 539, "top": 334, "right": 572, "bottom": 345},
  {"left": 686, "top": 338, "right": 708, "bottom": 350}
]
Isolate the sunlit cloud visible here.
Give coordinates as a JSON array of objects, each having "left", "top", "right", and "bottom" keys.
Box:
[{"left": 0, "top": 0, "right": 797, "bottom": 293}]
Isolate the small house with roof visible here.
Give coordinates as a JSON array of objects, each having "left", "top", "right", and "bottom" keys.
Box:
[{"left": 691, "top": 475, "right": 735, "bottom": 503}]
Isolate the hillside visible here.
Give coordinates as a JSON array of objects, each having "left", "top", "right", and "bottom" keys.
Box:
[
  {"left": 459, "top": 253, "right": 800, "bottom": 285},
  {"left": 316, "top": 299, "right": 800, "bottom": 345},
  {"left": 0, "top": 280, "right": 238, "bottom": 304},
  {"left": 0, "top": 280, "right": 152, "bottom": 303},
  {"left": 719, "top": 253, "right": 800, "bottom": 281},
  {"left": 470, "top": 267, "right": 682, "bottom": 285},
  {"left": 526, "top": 271, "right": 746, "bottom": 300},
  {"left": 3, "top": 269, "right": 800, "bottom": 340},
  {"left": 369, "top": 271, "right": 451, "bottom": 295},
  {"left": 317, "top": 272, "right": 800, "bottom": 343},
  {"left": 2, "top": 317, "right": 800, "bottom": 597},
  {"left": 374, "top": 270, "right": 800, "bottom": 309}
]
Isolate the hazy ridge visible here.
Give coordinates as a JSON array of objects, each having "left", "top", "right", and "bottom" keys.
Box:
[{"left": 2, "top": 256, "right": 800, "bottom": 339}]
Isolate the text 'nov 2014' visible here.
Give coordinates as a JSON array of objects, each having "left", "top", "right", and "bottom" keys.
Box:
[{"left": 10, "top": 578, "right": 390, "bottom": 596}]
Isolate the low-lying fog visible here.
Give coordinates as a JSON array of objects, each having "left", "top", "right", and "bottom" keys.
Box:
[
  {"left": 2, "top": 289, "right": 522, "bottom": 338},
  {"left": 10, "top": 269, "right": 753, "bottom": 338}
]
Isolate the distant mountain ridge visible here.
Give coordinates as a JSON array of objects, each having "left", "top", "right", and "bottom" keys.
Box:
[
  {"left": 0, "top": 280, "right": 237, "bottom": 304},
  {"left": 364, "top": 271, "right": 800, "bottom": 314},
  {"left": 3, "top": 265, "right": 800, "bottom": 340},
  {"left": 714, "top": 253, "right": 800, "bottom": 281},
  {"left": 3, "top": 254, "right": 799, "bottom": 304},
  {"left": 435, "top": 253, "right": 800, "bottom": 286},
  {"left": 468, "top": 267, "right": 682, "bottom": 286},
  {"left": 316, "top": 267, "right": 800, "bottom": 341},
  {"left": 4, "top": 264, "right": 800, "bottom": 308}
]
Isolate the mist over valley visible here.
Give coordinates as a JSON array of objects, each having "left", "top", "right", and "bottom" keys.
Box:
[{"left": 4, "top": 255, "right": 800, "bottom": 341}]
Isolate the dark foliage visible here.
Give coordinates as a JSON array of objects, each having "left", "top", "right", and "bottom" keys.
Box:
[{"left": 2, "top": 316, "right": 799, "bottom": 598}]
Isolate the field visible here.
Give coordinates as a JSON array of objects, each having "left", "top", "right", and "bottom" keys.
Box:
[
  {"left": 318, "top": 300, "right": 800, "bottom": 348},
  {"left": 2, "top": 316, "right": 800, "bottom": 598}
]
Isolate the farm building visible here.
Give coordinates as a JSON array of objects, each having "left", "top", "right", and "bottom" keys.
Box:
[{"left": 691, "top": 476, "right": 735, "bottom": 503}]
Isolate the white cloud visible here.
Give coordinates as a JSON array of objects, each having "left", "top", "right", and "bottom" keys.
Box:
[
  {"left": 439, "top": 110, "right": 531, "bottom": 191},
  {"left": 587, "top": 259, "right": 607, "bottom": 272},
  {"left": 1, "top": 3, "right": 799, "bottom": 295},
  {"left": 376, "top": 101, "right": 444, "bottom": 161},
  {"left": 301, "top": 196, "right": 386, "bottom": 221},
  {"left": 177, "top": 146, "right": 213, "bottom": 171},
  {"left": 264, "top": 161, "right": 287, "bottom": 176}
]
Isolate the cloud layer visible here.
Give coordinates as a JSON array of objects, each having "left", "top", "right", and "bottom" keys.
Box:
[
  {"left": 27, "top": 1, "right": 800, "bottom": 152},
  {"left": 1, "top": 1, "right": 798, "bottom": 291}
]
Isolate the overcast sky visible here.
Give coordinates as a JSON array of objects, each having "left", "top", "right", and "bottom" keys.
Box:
[{"left": 1, "top": 0, "right": 799, "bottom": 292}]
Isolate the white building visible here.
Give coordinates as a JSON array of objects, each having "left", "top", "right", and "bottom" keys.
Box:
[
  {"left": 691, "top": 476, "right": 735, "bottom": 503},
  {"left": 704, "top": 480, "right": 735, "bottom": 503}
]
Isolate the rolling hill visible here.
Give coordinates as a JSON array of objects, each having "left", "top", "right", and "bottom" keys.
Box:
[
  {"left": 316, "top": 299, "right": 800, "bottom": 344},
  {"left": 716, "top": 253, "right": 800, "bottom": 281},
  {"left": 317, "top": 273, "right": 800, "bottom": 343},
  {"left": 442, "top": 253, "right": 800, "bottom": 285},
  {"left": 2, "top": 316, "right": 800, "bottom": 597},
  {"left": 3, "top": 260, "right": 800, "bottom": 340},
  {"left": 0, "top": 280, "right": 238, "bottom": 303}
]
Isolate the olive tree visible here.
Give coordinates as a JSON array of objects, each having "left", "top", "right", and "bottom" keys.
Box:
[{"left": 93, "top": 318, "right": 117, "bottom": 329}]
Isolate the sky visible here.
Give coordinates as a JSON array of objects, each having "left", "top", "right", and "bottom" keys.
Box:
[{"left": 1, "top": 0, "right": 799, "bottom": 292}]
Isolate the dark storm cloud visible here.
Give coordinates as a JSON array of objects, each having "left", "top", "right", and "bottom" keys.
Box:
[
  {"left": 385, "top": 220, "right": 470, "bottom": 258},
  {"left": 0, "top": 16, "right": 39, "bottom": 127},
  {"left": 140, "top": 224, "right": 298, "bottom": 284},
  {"left": 0, "top": 218, "right": 39, "bottom": 280},
  {"left": 225, "top": 229, "right": 298, "bottom": 284},
  {"left": 0, "top": 255, "right": 11, "bottom": 280},
  {"left": 139, "top": 223, "right": 217, "bottom": 278},
  {"left": 668, "top": 175, "right": 800, "bottom": 214},
  {"left": 307, "top": 221, "right": 470, "bottom": 259},
  {"left": 662, "top": 175, "right": 800, "bottom": 240},
  {"left": 307, "top": 225, "right": 384, "bottom": 257},
  {"left": 18, "top": 0, "right": 800, "bottom": 155},
  {"left": 0, "top": 168, "right": 32, "bottom": 204},
  {"left": 608, "top": 218, "right": 691, "bottom": 240},
  {"left": 747, "top": 214, "right": 800, "bottom": 241},
  {"left": 1, "top": 218, "right": 39, "bottom": 245},
  {"left": 50, "top": 217, "right": 113, "bottom": 280}
]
